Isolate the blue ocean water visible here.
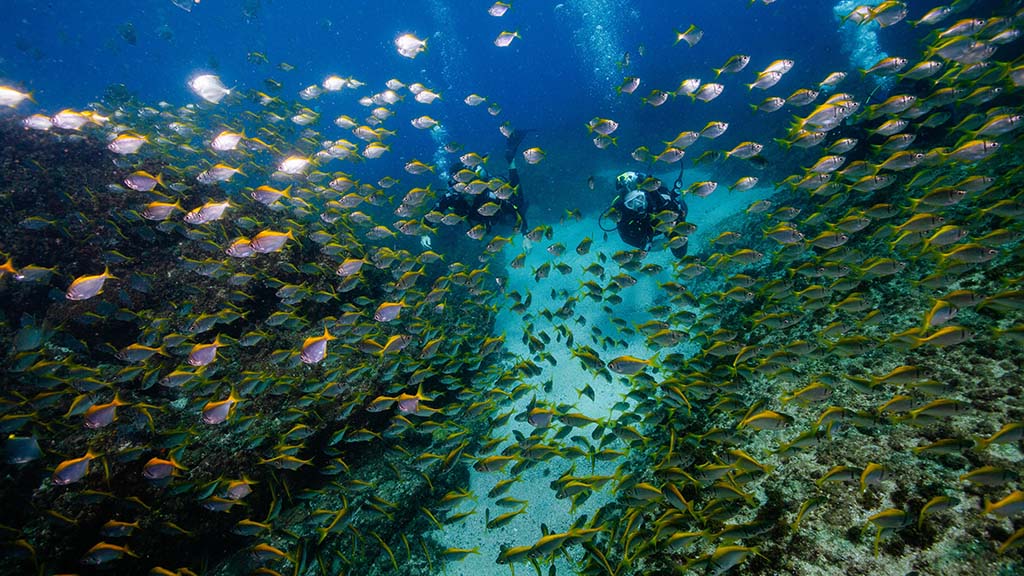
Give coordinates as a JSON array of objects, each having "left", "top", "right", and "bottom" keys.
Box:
[
  {"left": 2, "top": 0, "right": 1024, "bottom": 575},
  {"left": 1, "top": 0, "right": 894, "bottom": 204}
]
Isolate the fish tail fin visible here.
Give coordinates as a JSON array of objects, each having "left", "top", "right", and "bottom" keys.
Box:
[
  {"left": 772, "top": 138, "right": 792, "bottom": 151},
  {"left": 169, "top": 454, "right": 188, "bottom": 471},
  {"left": 708, "top": 253, "right": 728, "bottom": 272},
  {"left": 848, "top": 375, "right": 875, "bottom": 390},
  {"left": 155, "top": 173, "right": 165, "bottom": 189},
  {"left": 713, "top": 67, "right": 723, "bottom": 79},
  {"left": 952, "top": 134, "right": 972, "bottom": 149},
  {"left": 787, "top": 115, "right": 805, "bottom": 135}
]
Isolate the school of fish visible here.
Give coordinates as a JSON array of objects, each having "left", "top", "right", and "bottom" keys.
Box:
[{"left": 1, "top": 1, "right": 1024, "bottom": 575}]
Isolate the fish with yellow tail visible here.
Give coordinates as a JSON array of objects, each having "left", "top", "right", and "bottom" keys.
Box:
[
  {"left": 249, "top": 229, "right": 294, "bottom": 253},
  {"left": 52, "top": 449, "right": 99, "bottom": 485},
  {"left": 300, "top": 327, "right": 336, "bottom": 365},
  {"left": 983, "top": 491, "right": 1024, "bottom": 518},
  {"left": 66, "top": 267, "right": 116, "bottom": 301},
  {"left": 0, "top": 85, "right": 34, "bottom": 108},
  {"left": 606, "top": 354, "right": 658, "bottom": 375},
  {"left": 683, "top": 545, "right": 760, "bottom": 575},
  {"left": 201, "top": 388, "right": 242, "bottom": 425},
  {"left": 737, "top": 410, "right": 792, "bottom": 431},
  {"left": 674, "top": 24, "right": 703, "bottom": 47},
  {"left": 81, "top": 542, "right": 139, "bottom": 565}
]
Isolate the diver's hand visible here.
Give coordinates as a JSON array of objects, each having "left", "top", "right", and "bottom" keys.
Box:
[
  {"left": 522, "top": 236, "right": 533, "bottom": 253},
  {"left": 420, "top": 235, "right": 432, "bottom": 249}
]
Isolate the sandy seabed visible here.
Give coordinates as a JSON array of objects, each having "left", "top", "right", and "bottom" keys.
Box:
[{"left": 430, "top": 167, "right": 778, "bottom": 575}]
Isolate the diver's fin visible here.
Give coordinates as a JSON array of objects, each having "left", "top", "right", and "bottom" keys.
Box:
[{"left": 506, "top": 129, "right": 536, "bottom": 162}]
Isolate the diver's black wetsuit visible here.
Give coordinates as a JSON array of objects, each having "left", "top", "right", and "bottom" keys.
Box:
[
  {"left": 612, "top": 184, "right": 689, "bottom": 258},
  {"left": 430, "top": 130, "right": 532, "bottom": 255},
  {"left": 437, "top": 163, "right": 528, "bottom": 233}
]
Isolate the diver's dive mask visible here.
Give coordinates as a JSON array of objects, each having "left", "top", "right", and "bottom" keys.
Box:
[{"left": 623, "top": 189, "right": 647, "bottom": 212}]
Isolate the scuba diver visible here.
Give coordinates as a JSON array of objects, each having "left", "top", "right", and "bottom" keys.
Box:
[
  {"left": 601, "top": 169, "right": 689, "bottom": 258},
  {"left": 421, "top": 130, "right": 532, "bottom": 250}
]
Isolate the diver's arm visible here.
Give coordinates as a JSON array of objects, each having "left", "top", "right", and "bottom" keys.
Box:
[
  {"left": 436, "top": 192, "right": 456, "bottom": 214},
  {"left": 641, "top": 222, "right": 656, "bottom": 252},
  {"left": 658, "top": 185, "right": 688, "bottom": 220},
  {"left": 610, "top": 192, "right": 626, "bottom": 212}
]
